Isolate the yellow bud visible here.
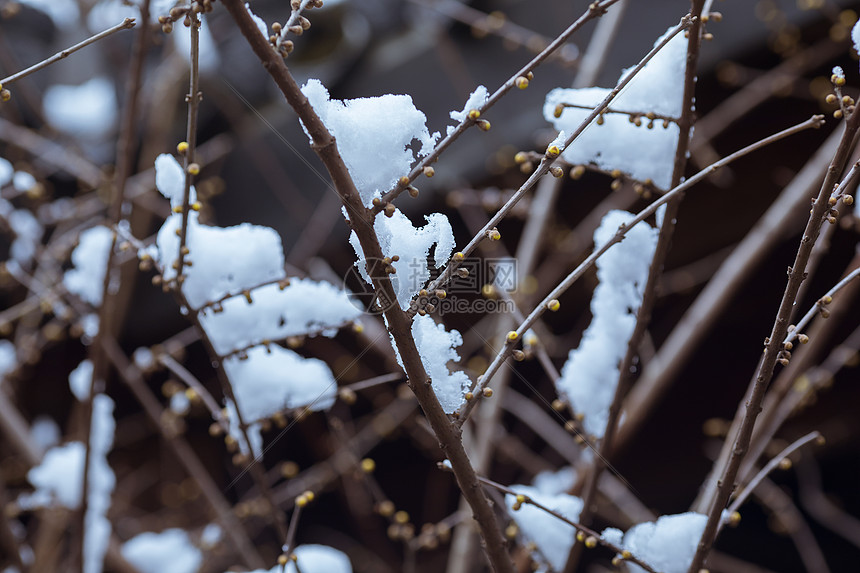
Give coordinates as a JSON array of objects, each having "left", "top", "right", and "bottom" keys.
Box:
[
  {"left": 377, "top": 500, "right": 395, "bottom": 516},
  {"left": 728, "top": 510, "right": 741, "bottom": 527},
  {"left": 453, "top": 252, "right": 465, "bottom": 262},
  {"left": 187, "top": 163, "right": 200, "bottom": 175},
  {"left": 547, "top": 299, "right": 560, "bottom": 311},
  {"left": 482, "top": 387, "right": 493, "bottom": 398},
  {"left": 394, "top": 510, "right": 409, "bottom": 524},
  {"left": 584, "top": 535, "right": 597, "bottom": 549},
  {"left": 467, "top": 109, "right": 481, "bottom": 120},
  {"left": 360, "top": 458, "right": 376, "bottom": 473},
  {"left": 281, "top": 461, "right": 299, "bottom": 478},
  {"left": 515, "top": 76, "right": 529, "bottom": 89},
  {"left": 546, "top": 145, "right": 560, "bottom": 158},
  {"left": 506, "top": 331, "right": 518, "bottom": 342},
  {"left": 514, "top": 151, "right": 528, "bottom": 164},
  {"left": 177, "top": 141, "right": 189, "bottom": 154},
  {"left": 570, "top": 165, "right": 585, "bottom": 180},
  {"left": 277, "top": 555, "right": 288, "bottom": 565},
  {"left": 778, "top": 457, "right": 792, "bottom": 470},
  {"left": 477, "top": 119, "right": 491, "bottom": 131},
  {"left": 423, "top": 166, "right": 435, "bottom": 178}
]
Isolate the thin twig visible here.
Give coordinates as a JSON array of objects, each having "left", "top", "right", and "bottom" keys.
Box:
[
  {"left": 101, "top": 335, "right": 266, "bottom": 569},
  {"left": 421, "top": 14, "right": 694, "bottom": 306},
  {"left": 458, "top": 471, "right": 659, "bottom": 573},
  {"left": 687, "top": 102, "right": 860, "bottom": 573},
  {"left": 176, "top": 14, "right": 201, "bottom": 282},
  {"left": 458, "top": 114, "right": 825, "bottom": 426},
  {"left": 0, "top": 19, "right": 136, "bottom": 86},
  {"left": 783, "top": 266, "right": 860, "bottom": 346},
  {"left": 374, "top": 0, "right": 624, "bottom": 212},
  {"left": 158, "top": 353, "right": 225, "bottom": 426},
  {"left": 565, "top": 5, "right": 705, "bottom": 571},
  {"left": 725, "top": 431, "right": 821, "bottom": 520}
]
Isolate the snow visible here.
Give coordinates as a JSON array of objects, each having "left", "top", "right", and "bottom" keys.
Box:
[
  {"left": 20, "top": 442, "right": 85, "bottom": 509},
  {"left": 153, "top": 216, "right": 284, "bottom": 310},
  {"left": 63, "top": 226, "right": 113, "bottom": 306},
  {"left": 223, "top": 345, "right": 337, "bottom": 456},
  {"left": 132, "top": 347, "right": 155, "bottom": 370},
  {"left": 833, "top": 66, "right": 845, "bottom": 83},
  {"left": 544, "top": 25, "right": 687, "bottom": 190},
  {"left": 301, "top": 79, "right": 440, "bottom": 206},
  {"left": 200, "top": 523, "right": 222, "bottom": 547},
  {"left": 0, "top": 157, "right": 12, "bottom": 186},
  {"left": 84, "top": 394, "right": 116, "bottom": 573},
  {"left": 505, "top": 484, "right": 583, "bottom": 571},
  {"left": 147, "top": 156, "right": 347, "bottom": 458},
  {"left": 448, "top": 85, "right": 489, "bottom": 134},
  {"left": 19, "top": 394, "right": 116, "bottom": 558},
  {"left": 199, "top": 278, "right": 361, "bottom": 355},
  {"left": 170, "top": 391, "right": 190, "bottom": 415},
  {"left": 121, "top": 529, "right": 202, "bottom": 573},
  {"left": 43, "top": 78, "right": 117, "bottom": 139},
  {"left": 29, "top": 416, "right": 61, "bottom": 454},
  {"left": 69, "top": 359, "right": 94, "bottom": 401},
  {"left": 80, "top": 313, "right": 101, "bottom": 339},
  {"left": 12, "top": 171, "right": 36, "bottom": 192},
  {"left": 349, "top": 208, "right": 454, "bottom": 310},
  {"left": 0, "top": 340, "right": 15, "bottom": 382},
  {"left": 245, "top": 3, "right": 268, "bottom": 38},
  {"left": 532, "top": 466, "right": 577, "bottom": 496},
  {"left": 407, "top": 314, "right": 470, "bottom": 413},
  {"left": 154, "top": 154, "right": 192, "bottom": 208},
  {"left": 0, "top": 339, "right": 15, "bottom": 380},
  {"left": 606, "top": 512, "right": 707, "bottom": 573},
  {"left": 232, "top": 544, "right": 352, "bottom": 573},
  {"left": 547, "top": 130, "right": 567, "bottom": 153},
  {"left": 0, "top": 198, "right": 43, "bottom": 266},
  {"left": 5, "top": 205, "right": 42, "bottom": 264},
  {"left": 556, "top": 210, "right": 658, "bottom": 438},
  {"left": 853, "top": 21, "right": 860, "bottom": 56}
]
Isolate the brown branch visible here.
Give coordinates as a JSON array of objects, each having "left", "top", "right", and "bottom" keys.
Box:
[
  {"left": 374, "top": 0, "right": 624, "bottom": 212},
  {"left": 565, "top": 3, "right": 706, "bottom": 570},
  {"left": 101, "top": 334, "right": 266, "bottom": 569},
  {"left": 687, "top": 104, "right": 860, "bottom": 573},
  {"left": 175, "top": 14, "right": 201, "bottom": 282},
  {"left": 0, "top": 18, "right": 136, "bottom": 87},
  {"left": 222, "top": 1, "right": 515, "bottom": 570},
  {"left": 463, "top": 471, "right": 658, "bottom": 573},
  {"left": 80, "top": 6, "right": 152, "bottom": 566},
  {"left": 421, "top": 14, "right": 694, "bottom": 308},
  {"left": 619, "top": 124, "right": 845, "bottom": 467},
  {"left": 458, "top": 114, "right": 824, "bottom": 426}
]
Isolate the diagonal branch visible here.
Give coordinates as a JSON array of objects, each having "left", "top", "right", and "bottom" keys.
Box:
[
  {"left": 687, "top": 100, "right": 860, "bottom": 573},
  {"left": 222, "top": 1, "right": 515, "bottom": 570}
]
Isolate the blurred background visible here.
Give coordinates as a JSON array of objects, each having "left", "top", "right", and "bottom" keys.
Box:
[{"left": 2, "top": 0, "right": 860, "bottom": 571}]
